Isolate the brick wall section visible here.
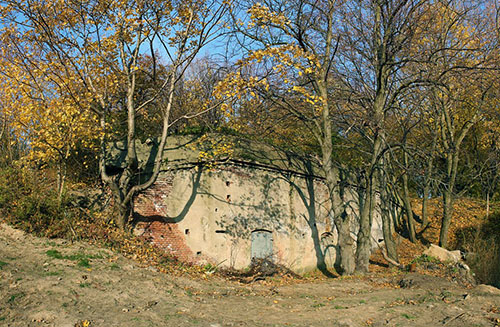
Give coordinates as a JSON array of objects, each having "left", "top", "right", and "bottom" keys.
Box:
[{"left": 133, "top": 173, "right": 196, "bottom": 263}]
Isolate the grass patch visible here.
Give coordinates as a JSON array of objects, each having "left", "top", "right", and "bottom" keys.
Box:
[
  {"left": 411, "top": 254, "right": 440, "bottom": 264},
  {"left": 45, "top": 249, "right": 106, "bottom": 268},
  {"left": 402, "top": 313, "right": 416, "bottom": 320},
  {"left": 7, "top": 292, "right": 24, "bottom": 304},
  {"left": 77, "top": 258, "right": 90, "bottom": 268},
  {"left": 44, "top": 271, "right": 62, "bottom": 276},
  {"left": 311, "top": 302, "right": 326, "bottom": 308},
  {"left": 110, "top": 263, "right": 120, "bottom": 270},
  {"left": 46, "top": 249, "right": 64, "bottom": 259},
  {"left": 0, "top": 261, "right": 7, "bottom": 269},
  {"left": 79, "top": 282, "right": 91, "bottom": 288}
]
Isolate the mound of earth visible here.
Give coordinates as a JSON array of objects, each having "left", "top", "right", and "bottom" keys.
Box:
[{"left": 0, "top": 223, "right": 499, "bottom": 327}]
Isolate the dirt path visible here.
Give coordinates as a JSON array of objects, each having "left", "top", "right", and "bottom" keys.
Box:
[{"left": 0, "top": 223, "right": 499, "bottom": 327}]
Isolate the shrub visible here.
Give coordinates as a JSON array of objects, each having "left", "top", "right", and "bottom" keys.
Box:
[
  {"left": 0, "top": 167, "right": 77, "bottom": 238},
  {"left": 456, "top": 212, "right": 500, "bottom": 287},
  {"left": 0, "top": 168, "right": 25, "bottom": 210}
]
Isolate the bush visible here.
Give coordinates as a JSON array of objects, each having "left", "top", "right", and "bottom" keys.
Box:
[
  {"left": 456, "top": 212, "right": 500, "bottom": 287},
  {"left": 0, "top": 167, "right": 77, "bottom": 238},
  {"left": 0, "top": 168, "right": 25, "bottom": 210},
  {"left": 12, "top": 192, "right": 75, "bottom": 238},
  {"left": 0, "top": 167, "right": 198, "bottom": 275}
]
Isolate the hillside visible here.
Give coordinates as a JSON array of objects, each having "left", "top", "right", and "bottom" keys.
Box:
[{"left": 1, "top": 223, "right": 499, "bottom": 327}]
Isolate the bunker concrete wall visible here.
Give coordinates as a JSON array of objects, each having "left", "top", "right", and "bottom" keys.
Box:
[{"left": 133, "top": 163, "right": 384, "bottom": 273}]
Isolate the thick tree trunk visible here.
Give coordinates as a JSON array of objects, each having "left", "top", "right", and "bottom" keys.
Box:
[
  {"left": 381, "top": 208, "right": 398, "bottom": 263},
  {"left": 334, "top": 170, "right": 356, "bottom": 275},
  {"left": 355, "top": 132, "right": 383, "bottom": 273},
  {"left": 379, "top": 161, "right": 398, "bottom": 263},
  {"left": 354, "top": 0, "right": 389, "bottom": 273},
  {"left": 322, "top": 141, "right": 356, "bottom": 276},
  {"left": 356, "top": 181, "right": 374, "bottom": 273},
  {"left": 117, "top": 201, "right": 132, "bottom": 231},
  {"left": 335, "top": 209, "right": 356, "bottom": 275}
]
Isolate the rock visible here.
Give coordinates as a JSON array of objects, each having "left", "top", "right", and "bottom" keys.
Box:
[
  {"left": 423, "top": 244, "right": 461, "bottom": 263},
  {"left": 123, "top": 264, "right": 135, "bottom": 271},
  {"left": 474, "top": 284, "right": 500, "bottom": 295},
  {"left": 147, "top": 266, "right": 158, "bottom": 272},
  {"left": 336, "top": 318, "right": 355, "bottom": 327},
  {"left": 210, "top": 324, "right": 222, "bottom": 327}
]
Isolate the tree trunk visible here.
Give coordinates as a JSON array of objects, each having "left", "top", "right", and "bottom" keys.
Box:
[
  {"left": 439, "top": 188, "right": 453, "bottom": 248},
  {"left": 322, "top": 133, "right": 356, "bottom": 276},
  {"left": 356, "top": 179, "right": 374, "bottom": 273},
  {"left": 402, "top": 152, "right": 417, "bottom": 243},
  {"left": 379, "top": 159, "right": 398, "bottom": 263},
  {"left": 421, "top": 135, "right": 436, "bottom": 229},
  {"left": 355, "top": 131, "right": 383, "bottom": 273},
  {"left": 354, "top": 0, "right": 389, "bottom": 273},
  {"left": 116, "top": 201, "right": 131, "bottom": 231},
  {"left": 335, "top": 209, "right": 356, "bottom": 275},
  {"left": 421, "top": 185, "right": 430, "bottom": 228},
  {"left": 439, "top": 149, "right": 459, "bottom": 248},
  {"left": 334, "top": 169, "right": 356, "bottom": 275}
]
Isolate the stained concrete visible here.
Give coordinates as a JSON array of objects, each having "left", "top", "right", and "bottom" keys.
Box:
[{"left": 109, "top": 135, "right": 384, "bottom": 273}]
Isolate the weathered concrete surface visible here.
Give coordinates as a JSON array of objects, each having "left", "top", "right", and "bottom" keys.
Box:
[{"left": 108, "top": 135, "right": 384, "bottom": 272}]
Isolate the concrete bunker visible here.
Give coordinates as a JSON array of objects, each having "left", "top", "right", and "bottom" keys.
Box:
[{"left": 108, "top": 135, "right": 385, "bottom": 273}]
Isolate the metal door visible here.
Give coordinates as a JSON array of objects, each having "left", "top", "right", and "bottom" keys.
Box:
[{"left": 251, "top": 230, "right": 273, "bottom": 259}]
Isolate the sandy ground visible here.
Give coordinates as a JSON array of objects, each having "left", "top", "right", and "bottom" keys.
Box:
[{"left": 0, "top": 223, "right": 499, "bottom": 327}]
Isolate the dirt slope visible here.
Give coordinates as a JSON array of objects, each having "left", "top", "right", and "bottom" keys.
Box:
[{"left": 0, "top": 223, "right": 499, "bottom": 327}]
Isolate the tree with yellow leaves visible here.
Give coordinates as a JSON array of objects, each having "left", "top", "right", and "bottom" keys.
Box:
[{"left": 0, "top": 0, "right": 230, "bottom": 228}]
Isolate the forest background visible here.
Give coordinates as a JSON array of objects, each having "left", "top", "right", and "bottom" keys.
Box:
[{"left": 0, "top": 0, "right": 499, "bottom": 283}]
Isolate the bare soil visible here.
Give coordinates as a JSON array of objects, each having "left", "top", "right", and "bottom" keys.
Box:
[{"left": 1, "top": 223, "right": 499, "bottom": 327}]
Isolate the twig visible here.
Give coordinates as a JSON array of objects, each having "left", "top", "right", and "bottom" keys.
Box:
[{"left": 443, "top": 313, "right": 466, "bottom": 325}]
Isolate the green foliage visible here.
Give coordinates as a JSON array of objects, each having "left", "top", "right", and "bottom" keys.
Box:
[
  {"left": 410, "top": 254, "right": 440, "bottom": 264},
  {"left": 0, "top": 167, "right": 79, "bottom": 238},
  {"left": 45, "top": 249, "right": 105, "bottom": 268},
  {"left": 0, "top": 260, "right": 7, "bottom": 269},
  {"left": 203, "top": 263, "right": 217, "bottom": 273}
]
